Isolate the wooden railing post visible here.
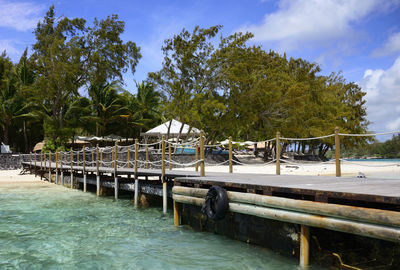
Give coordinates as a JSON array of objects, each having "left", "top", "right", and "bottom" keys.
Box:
[
  {"left": 60, "top": 151, "right": 64, "bottom": 186},
  {"left": 168, "top": 141, "right": 172, "bottom": 170},
  {"left": 40, "top": 151, "right": 43, "bottom": 171},
  {"left": 229, "top": 136, "right": 233, "bottom": 173},
  {"left": 55, "top": 151, "right": 58, "bottom": 184},
  {"left": 161, "top": 135, "right": 167, "bottom": 214},
  {"left": 335, "top": 127, "right": 341, "bottom": 177},
  {"left": 34, "top": 152, "right": 37, "bottom": 176},
  {"left": 96, "top": 144, "right": 100, "bottom": 196},
  {"left": 127, "top": 147, "right": 131, "bottom": 168},
  {"left": 200, "top": 131, "right": 205, "bottom": 177},
  {"left": 29, "top": 152, "right": 32, "bottom": 170},
  {"left": 83, "top": 146, "right": 86, "bottom": 192},
  {"left": 161, "top": 135, "right": 166, "bottom": 179},
  {"left": 48, "top": 151, "right": 51, "bottom": 183},
  {"left": 276, "top": 131, "right": 281, "bottom": 175},
  {"left": 70, "top": 149, "right": 73, "bottom": 189},
  {"left": 145, "top": 144, "right": 149, "bottom": 169},
  {"left": 114, "top": 142, "right": 118, "bottom": 175},
  {"left": 195, "top": 143, "right": 199, "bottom": 172},
  {"left": 134, "top": 139, "right": 139, "bottom": 206}
]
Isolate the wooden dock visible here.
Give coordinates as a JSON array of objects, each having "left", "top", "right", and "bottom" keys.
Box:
[{"left": 21, "top": 161, "right": 400, "bottom": 268}]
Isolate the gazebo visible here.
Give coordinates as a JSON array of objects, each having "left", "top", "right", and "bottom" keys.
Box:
[{"left": 141, "top": 119, "right": 201, "bottom": 142}]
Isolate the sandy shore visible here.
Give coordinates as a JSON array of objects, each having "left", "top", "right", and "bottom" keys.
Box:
[
  {"left": 0, "top": 170, "right": 52, "bottom": 187},
  {"left": 1, "top": 159, "right": 399, "bottom": 185},
  {"left": 183, "top": 159, "right": 400, "bottom": 179}
]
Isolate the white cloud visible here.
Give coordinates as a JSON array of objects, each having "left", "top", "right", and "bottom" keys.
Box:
[
  {"left": 359, "top": 56, "right": 400, "bottom": 132},
  {"left": 0, "top": 40, "right": 19, "bottom": 55},
  {"left": 372, "top": 32, "right": 400, "bottom": 57},
  {"left": 238, "top": 0, "right": 390, "bottom": 50},
  {"left": 0, "top": 0, "right": 43, "bottom": 31}
]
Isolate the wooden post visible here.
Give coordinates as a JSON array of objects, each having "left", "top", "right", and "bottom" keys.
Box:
[
  {"left": 48, "top": 151, "right": 52, "bottom": 182},
  {"left": 200, "top": 131, "right": 205, "bottom": 177},
  {"left": 40, "top": 151, "right": 43, "bottom": 171},
  {"left": 70, "top": 149, "right": 73, "bottom": 189},
  {"left": 96, "top": 145, "right": 100, "bottom": 196},
  {"left": 276, "top": 131, "right": 281, "bottom": 175},
  {"left": 114, "top": 142, "right": 118, "bottom": 200},
  {"left": 168, "top": 142, "right": 172, "bottom": 170},
  {"left": 195, "top": 143, "right": 199, "bottom": 172},
  {"left": 29, "top": 152, "right": 32, "bottom": 170},
  {"left": 127, "top": 148, "right": 131, "bottom": 168},
  {"left": 300, "top": 225, "right": 310, "bottom": 267},
  {"left": 60, "top": 151, "right": 64, "bottom": 186},
  {"left": 335, "top": 127, "right": 341, "bottom": 177},
  {"left": 229, "top": 136, "right": 233, "bottom": 173},
  {"left": 91, "top": 151, "right": 94, "bottom": 167},
  {"left": 145, "top": 144, "right": 149, "bottom": 169},
  {"left": 174, "top": 201, "right": 180, "bottom": 226},
  {"left": 34, "top": 152, "right": 37, "bottom": 176},
  {"left": 55, "top": 151, "right": 58, "bottom": 184},
  {"left": 83, "top": 146, "right": 86, "bottom": 192},
  {"left": 161, "top": 135, "right": 166, "bottom": 179},
  {"left": 161, "top": 135, "right": 167, "bottom": 213},
  {"left": 134, "top": 139, "right": 139, "bottom": 206}
]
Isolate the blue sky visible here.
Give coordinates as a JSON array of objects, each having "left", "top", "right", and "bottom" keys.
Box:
[{"left": 1, "top": 0, "right": 400, "bottom": 140}]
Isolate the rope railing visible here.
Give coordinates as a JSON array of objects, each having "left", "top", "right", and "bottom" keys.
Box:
[{"left": 26, "top": 128, "right": 400, "bottom": 179}]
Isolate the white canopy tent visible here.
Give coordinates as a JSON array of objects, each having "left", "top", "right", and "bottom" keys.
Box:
[{"left": 141, "top": 119, "right": 201, "bottom": 140}]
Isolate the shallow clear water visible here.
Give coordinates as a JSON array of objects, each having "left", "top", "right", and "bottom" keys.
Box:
[{"left": 0, "top": 184, "right": 307, "bottom": 270}]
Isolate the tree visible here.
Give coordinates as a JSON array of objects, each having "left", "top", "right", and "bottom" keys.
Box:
[{"left": 31, "top": 5, "right": 141, "bottom": 145}]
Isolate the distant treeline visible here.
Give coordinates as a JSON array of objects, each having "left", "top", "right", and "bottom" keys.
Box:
[
  {"left": 0, "top": 6, "right": 369, "bottom": 154},
  {"left": 342, "top": 134, "right": 400, "bottom": 159}
]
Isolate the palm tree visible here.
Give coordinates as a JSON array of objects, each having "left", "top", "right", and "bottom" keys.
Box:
[
  {"left": 134, "top": 81, "right": 161, "bottom": 133},
  {"left": 88, "top": 81, "right": 127, "bottom": 136}
]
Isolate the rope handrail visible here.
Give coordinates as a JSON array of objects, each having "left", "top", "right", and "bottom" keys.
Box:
[
  {"left": 339, "top": 131, "right": 400, "bottom": 137},
  {"left": 164, "top": 159, "right": 203, "bottom": 167},
  {"left": 232, "top": 159, "right": 277, "bottom": 166},
  {"left": 280, "top": 134, "right": 335, "bottom": 141}
]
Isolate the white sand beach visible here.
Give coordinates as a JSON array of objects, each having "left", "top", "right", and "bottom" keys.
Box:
[
  {"left": 0, "top": 170, "right": 51, "bottom": 186},
  {"left": 183, "top": 159, "right": 400, "bottom": 179}
]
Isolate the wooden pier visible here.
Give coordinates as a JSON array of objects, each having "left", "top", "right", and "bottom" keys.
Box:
[{"left": 21, "top": 159, "right": 400, "bottom": 268}]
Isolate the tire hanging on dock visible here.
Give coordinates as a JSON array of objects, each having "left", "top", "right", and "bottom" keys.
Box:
[{"left": 202, "top": 186, "right": 229, "bottom": 221}]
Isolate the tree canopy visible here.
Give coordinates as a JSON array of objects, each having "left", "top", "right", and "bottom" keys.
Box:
[{"left": 0, "top": 9, "right": 372, "bottom": 157}]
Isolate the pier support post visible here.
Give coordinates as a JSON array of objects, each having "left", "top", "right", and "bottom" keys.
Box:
[
  {"left": 83, "top": 174, "right": 87, "bottom": 192},
  {"left": 200, "top": 132, "right": 205, "bottom": 177},
  {"left": 229, "top": 136, "right": 233, "bottom": 173},
  {"left": 134, "top": 139, "right": 139, "bottom": 207},
  {"left": 300, "top": 225, "right": 310, "bottom": 268},
  {"left": 61, "top": 171, "right": 64, "bottom": 186},
  {"left": 335, "top": 127, "right": 341, "bottom": 177},
  {"left": 276, "top": 131, "right": 281, "bottom": 175},
  {"left": 163, "top": 181, "right": 167, "bottom": 214},
  {"left": 174, "top": 201, "right": 180, "bottom": 226},
  {"left": 96, "top": 175, "right": 100, "bottom": 196},
  {"left": 114, "top": 176, "right": 119, "bottom": 200}
]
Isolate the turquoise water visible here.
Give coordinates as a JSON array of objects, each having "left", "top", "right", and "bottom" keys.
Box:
[{"left": 0, "top": 184, "right": 307, "bottom": 269}]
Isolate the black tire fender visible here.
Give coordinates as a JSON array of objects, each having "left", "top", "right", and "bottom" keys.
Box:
[{"left": 201, "top": 186, "right": 229, "bottom": 221}]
